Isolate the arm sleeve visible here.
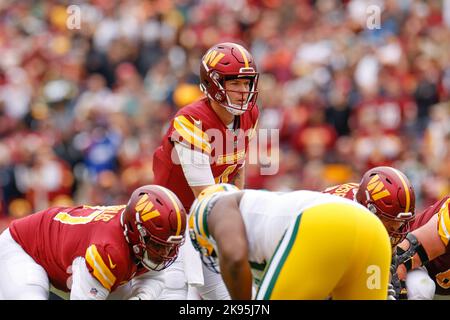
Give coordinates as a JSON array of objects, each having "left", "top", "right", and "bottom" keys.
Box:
[
  {"left": 174, "top": 141, "right": 215, "bottom": 187},
  {"left": 70, "top": 257, "right": 110, "bottom": 300}
]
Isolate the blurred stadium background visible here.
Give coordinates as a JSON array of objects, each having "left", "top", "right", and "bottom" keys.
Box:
[{"left": 0, "top": 0, "right": 449, "bottom": 232}]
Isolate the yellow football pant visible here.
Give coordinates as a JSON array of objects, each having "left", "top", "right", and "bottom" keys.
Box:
[{"left": 256, "top": 202, "right": 392, "bottom": 300}]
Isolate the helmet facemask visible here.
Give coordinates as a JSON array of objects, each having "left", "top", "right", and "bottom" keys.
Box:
[
  {"left": 366, "top": 200, "right": 414, "bottom": 247},
  {"left": 201, "top": 67, "right": 259, "bottom": 116},
  {"left": 121, "top": 185, "right": 187, "bottom": 272},
  {"left": 136, "top": 222, "right": 184, "bottom": 271},
  {"left": 356, "top": 167, "right": 416, "bottom": 248}
]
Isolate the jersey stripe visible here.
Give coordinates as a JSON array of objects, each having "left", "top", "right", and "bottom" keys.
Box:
[
  {"left": 85, "top": 245, "right": 116, "bottom": 291},
  {"left": 192, "top": 195, "right": 214, "bottom": 239},
  {"left": 197, "top": 197, "right": 211, "bottom": 239},
  {"left": 257, "top": 213, "right": 302, "bottom": 299},
  {"left": 173, "top": 115, "right": 211, "bottom": 154},
  {"left": 437, "top": 199, "right": 450, "bottom": 246}
]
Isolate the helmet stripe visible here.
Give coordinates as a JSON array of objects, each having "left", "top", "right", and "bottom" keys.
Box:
[
  {"left": 235, "top": 44, "right": 249, "bottom": 68},
  {"left": 197, "top": 197, "right": 211, "bottom": 239},
  {"left": 391, "top": 168, "right": 411, "bottom": 213},
  {"left": 155, "top": 186, "right": 182, "bottom": 236}
]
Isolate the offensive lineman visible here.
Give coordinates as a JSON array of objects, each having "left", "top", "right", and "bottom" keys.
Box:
[
  {"left": 0, "top": 185, "right": 186, "bottom": 300},
  {"left": 392, "top": 195, "right": 450, "bottom": 299},
  {"left": 323, "top": 166, "right": 416, "bottom": 247}
]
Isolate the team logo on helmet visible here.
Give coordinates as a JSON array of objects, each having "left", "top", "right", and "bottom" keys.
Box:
[
  {"left": 199, "top": 42, "right": 259, "bottom": 116},
  {"left": 203, "top": 50, "right": 225, "bottom": 68},
  {"left": 135, "top": 194, "right": 161, "bottom": 222},
  {"left": 366, "top": 174, "right": 391, "bottom": 201},
  {"left": 356, "top": 166, "right": 416, "bottom": 247},
  {"left": 122, "top": 185, "right": 186, "bottom": 271}
]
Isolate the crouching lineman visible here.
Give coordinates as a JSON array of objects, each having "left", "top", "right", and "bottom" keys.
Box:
[
  {"left": 323, "top": 166, "right": 416, "bottom": 299},
  {"left": 189, "top": 184, "right": 392, "bottom": 300},
  {"left": 323, "top": 166, "right": 416, "bottom": 247},
  {"left": 392, "top": 195, "right": 450, "bottom": 300},
  {"left": 0, "top": 185, "right": 186, "bottom": 300}
]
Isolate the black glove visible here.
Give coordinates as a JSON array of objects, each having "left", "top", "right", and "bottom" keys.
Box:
[{"left": 390, "top": 253, "right": 408, "bottom": 300}]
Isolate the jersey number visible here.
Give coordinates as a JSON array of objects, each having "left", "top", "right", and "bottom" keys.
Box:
[
  {"left": 53, "top": 205, "right": 125, "bottom": 225},
  {"left": 215, "top": 164, "right": 238, "bottom": 184},
  {"left": 436, "top": 268, "right": 450, "bottom": 289}
]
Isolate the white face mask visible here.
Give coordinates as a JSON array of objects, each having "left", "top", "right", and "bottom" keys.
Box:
[
  {"left": 225, "top": 105, "right": 247, "bottom": 115},
  {"left": 141, "top": 251, "right": 165, "bottom": 271},
  {"left": 222, "top": 86, "right": 251, "bottom": 115}
]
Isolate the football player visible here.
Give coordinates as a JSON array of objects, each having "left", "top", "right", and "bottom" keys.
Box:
[
  {"left": 323, "top": 166, "right": 416, "bottom": 247},
  {"left": 189, "top": 184, "right": 392, "bottom": 300},
  {"left": 153, "top": 41, "right": 259, "bottom": 211},
  {"left": 153, "top": 42, "right": 259, "bottom": 300},
  {"left": 392, "top": 195, "right": 450, "bottom": 299},
  {"left": 0, "top": 185, "right": 186, "bottom": 300}
]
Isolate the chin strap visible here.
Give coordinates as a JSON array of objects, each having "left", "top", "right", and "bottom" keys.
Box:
[{"left": 395, "top": 233, "right": 430, "bottom": 271}]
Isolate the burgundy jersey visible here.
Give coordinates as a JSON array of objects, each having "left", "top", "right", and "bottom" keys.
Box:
[
  {"left": 411, "top": 196, "right": 450, "bottom": 295},
  {"left": 153, "top": 97, "right": 259, "bottom": 211},
  {"left": 9, "top": 205, "right": 144, "bottom": 292},
  {"left": 323, "top": 183, "right": 359, "bottom": 200}
]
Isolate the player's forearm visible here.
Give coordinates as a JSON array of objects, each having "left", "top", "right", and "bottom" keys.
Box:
[
  {"left": 175, "top": 142, "right": 215, "bottom": 195},
  {"left": 209, "top": 194, "right": 251, "bottom": 299},
  {"left": 396, "top": 214, "right": 446, "bottom": 279},
  {"left": 220, "top": 258, "right": 253, "bottom": 300},
  {"left": 233, "top": 165, "right": 245, "bottom": 189},
  {"left": 413, "top": 215, "right": 446, "bottom": 261}
]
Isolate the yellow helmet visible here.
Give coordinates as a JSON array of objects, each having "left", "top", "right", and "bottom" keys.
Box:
[
  {"left": 197, "top": 183, "right": 240, "bottom": 201},
  {"left": 189, "top": 183, "right": 240, "bottom": 273}
]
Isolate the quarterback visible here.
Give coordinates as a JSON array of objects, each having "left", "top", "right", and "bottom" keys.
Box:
[
  {"left": 153, "top": 42, "right": 259, "bottom": 300},
  {"left": 153, "top": 41, "right": 259, "bottom": 211},
  {"left": 189, "top": 184, "right": 392, "bottom": 300},
  {"left": 393, "top": 195, "right": 450, "bottom": 299},
  {"left": 323, "top": 166, "right": 416, "bottom": 247},
  {"left": 0, "top": 185, "right": 186, "bottom": 300}
]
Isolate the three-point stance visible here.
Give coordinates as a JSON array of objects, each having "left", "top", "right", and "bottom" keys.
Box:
[{"left": 189, "top": 184, "right": 392, "bottom": 300}]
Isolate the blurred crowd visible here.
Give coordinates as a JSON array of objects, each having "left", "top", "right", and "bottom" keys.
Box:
[{"left": 0, "top": 0, "right": 449, "bottom": 230}]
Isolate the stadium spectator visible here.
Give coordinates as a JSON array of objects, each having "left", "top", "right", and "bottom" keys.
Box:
[{"left": 0, "top": 0, "right": 448, "bottom": 234}]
